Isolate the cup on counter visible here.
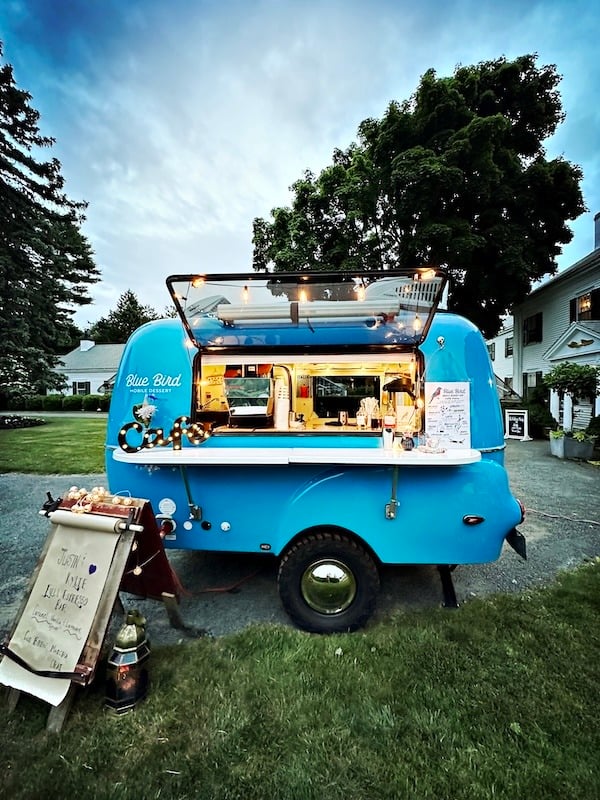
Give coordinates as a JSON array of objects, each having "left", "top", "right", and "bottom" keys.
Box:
[
  {"left": 338, "top": 410, "right": 348, "bottom": 425},
  {"left": 356, "top": 413, "right": 366, "bottom": 430}
]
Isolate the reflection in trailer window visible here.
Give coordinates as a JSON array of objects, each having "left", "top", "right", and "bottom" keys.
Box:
[{"left": 313, "top": 376, "right": 381, "bottom": 418}]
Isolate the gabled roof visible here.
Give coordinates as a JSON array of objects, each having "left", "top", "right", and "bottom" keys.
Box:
[
  {"left": 57, "top": 343, "right": 125, "bottom": 372},
  {"left": 527, "top": 247, "right": 600, "bottom": 300},
  {"left": 543, "top": 321, "right": 600, "bottom": 362}
]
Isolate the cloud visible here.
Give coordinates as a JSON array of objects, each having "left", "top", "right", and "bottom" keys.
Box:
[{"left": 1, "top": 0, "right": 599, "bottom": 325}]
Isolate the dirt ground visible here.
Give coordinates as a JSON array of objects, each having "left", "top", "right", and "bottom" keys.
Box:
[{"left": 0, "top": 438, "right": 598, "bottom": 645}]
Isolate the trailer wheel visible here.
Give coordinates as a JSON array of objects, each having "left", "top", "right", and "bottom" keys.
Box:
[{"left": 278, "top": 532, "right": 380, "bottom": 633}]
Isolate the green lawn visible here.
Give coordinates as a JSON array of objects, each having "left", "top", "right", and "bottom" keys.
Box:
[
  {"left": 1, "top": 417, "right": 598, "bottom": 798},
  {"left": 2, "top": 561, "right": 599, "bottom": 799},
  {"left": 0, "top": 417, "right": 106, "bottom": 473}
]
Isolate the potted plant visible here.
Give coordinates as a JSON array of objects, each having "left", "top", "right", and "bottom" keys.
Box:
[{"left": 549, "top": 428, "right": 596, "bottom": 460}]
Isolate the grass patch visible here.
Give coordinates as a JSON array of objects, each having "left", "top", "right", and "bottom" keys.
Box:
[
  {"left": 0, "top": 417, "right": 106, "bottom": 473},
  {"left": 2, "top": 561, "right": 599, "bottom": 800}
]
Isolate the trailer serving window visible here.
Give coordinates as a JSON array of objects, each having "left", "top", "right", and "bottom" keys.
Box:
[{"left": 167, "top": 269, "right": 446, "bottom": 433}]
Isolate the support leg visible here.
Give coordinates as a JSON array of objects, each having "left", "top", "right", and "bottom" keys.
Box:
[{"left": 437, "top": 565, "right": 459, "bottom": 609}]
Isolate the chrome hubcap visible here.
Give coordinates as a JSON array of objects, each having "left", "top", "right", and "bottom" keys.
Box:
[{"left": 300, "top": 559, "right": 357, "bottom": 614}]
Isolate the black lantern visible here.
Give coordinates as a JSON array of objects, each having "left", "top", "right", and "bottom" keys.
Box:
[{"left": 105, "top": 610, "right": 150, "bottom": 714}]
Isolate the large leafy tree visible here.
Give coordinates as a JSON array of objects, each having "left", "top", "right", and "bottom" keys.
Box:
[
  {"left": 0, "top": 42, "right": 100, "bottom": 398},
  {"left": 86, "top": 290, "right": 161, "bottom": 343},
  {"left": 253, "top": 55, "right": 585, "bottom": 336}
]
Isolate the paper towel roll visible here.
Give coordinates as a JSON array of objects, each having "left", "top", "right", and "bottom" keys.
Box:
[
  {"left": 274, "top": 397, "right": 290, "bottom": 429},
  {"left": 46, "top": 509, "right": 142, "bottom": 533}
]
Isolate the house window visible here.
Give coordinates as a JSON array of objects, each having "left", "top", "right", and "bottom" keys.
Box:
[
  {"left": 487, "top": 343, "right": 495, "bottom": 361},
  {"left": 570, "top": 289, "right": 600, "bottom": 322},
  {"left": 505, "top": 337, "right": 513, "bottom": 357},
  {"left": 521, "top": 371, "right": 543, "bottom": 401},
  {"left": 72, "top": 381, "right": 91, "bottom": 395},
  {"left": 523, "top": 312, "right": 543, "bottom": 345}
]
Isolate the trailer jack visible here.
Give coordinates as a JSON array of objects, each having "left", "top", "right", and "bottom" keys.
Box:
[{"left": 437, "top": 564, "right": 459, "bottom": 608}]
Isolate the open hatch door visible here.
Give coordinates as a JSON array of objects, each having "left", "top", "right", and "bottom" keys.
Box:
[{"left": 167, "top": 268, "right": 447, "bottom": 352}]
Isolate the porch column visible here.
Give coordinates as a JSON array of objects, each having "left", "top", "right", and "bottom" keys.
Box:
[
  {"left": 549, "top": 390, "right": 560, "bottom": 425},
  {"left": 563, "top": 394, "right": 574, "bottom": 430}
]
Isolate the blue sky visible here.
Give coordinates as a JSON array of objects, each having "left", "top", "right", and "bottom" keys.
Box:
[{"left": 1, "top": 0, "right": 598, "bottom": 327}]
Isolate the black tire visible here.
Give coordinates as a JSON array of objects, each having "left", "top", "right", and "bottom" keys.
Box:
[{"left": 277, "top": 532, "right": 380, "bottom": 633}]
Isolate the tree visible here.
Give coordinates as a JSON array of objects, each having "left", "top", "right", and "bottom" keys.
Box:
[
  {"left": 543, "top": 362, "right": 600, "bottom": 402},
  {"left": 253, "top": 55, "right": 585, "bottom": 337},
  {"left": 0, "top": 42, "right": 100, "bottom": 399},
  {"left": 86, "top": 290, "right": 161, "bottom": 343}
]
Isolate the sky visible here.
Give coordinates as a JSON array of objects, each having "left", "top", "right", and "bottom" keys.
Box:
[{"left": 1, "top": 0, "right": 599, "bottom": 329}]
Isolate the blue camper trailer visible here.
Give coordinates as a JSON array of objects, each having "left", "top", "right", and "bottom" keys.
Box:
[{"left": 105, "top": 269, "right": 525, "bottom": 632}]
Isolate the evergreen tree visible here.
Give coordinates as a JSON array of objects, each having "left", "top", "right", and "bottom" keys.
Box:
[
  {"left": 253, "top": 55, "right": 585, "bottom": 337},
  {"left": 86, "top": 290, "right": 160, "bottom": 343},
  {"left": 0, "top": 42, "right": 99, "bottom": 400}
]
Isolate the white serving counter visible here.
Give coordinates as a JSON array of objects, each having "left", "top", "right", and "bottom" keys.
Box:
[{"left": 112, "top": 445, "right": 481, "bottom": 467}]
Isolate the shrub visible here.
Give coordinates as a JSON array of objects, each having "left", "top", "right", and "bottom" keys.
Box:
[
  {"left": 6, "top": 394, "right": 27, "bottom": 410},
  {"left": 81, "top": 393, "right": 108, "bottom": 411},
  {"left": 586, "top": 416, "right": 600, "bottom": 439},
  {"left": 24, "top": 395, "right": 45, "bottom": 411},
  {"left": 42, "top": 394, "right": 64, "bottom": 410},
  {"left": 62, "top": 394, "right": 84, "bottom": 410}
]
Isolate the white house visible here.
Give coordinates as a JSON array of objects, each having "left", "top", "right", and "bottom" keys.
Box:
[
  {"left": 486, "top": 319, "right": 515, "bottom": 398},
  {"left": 55, "top": 340, "right": 125, "bottom": 395},
  {"left": 487, "top": 212, "right": 600, "bottom": 429}
]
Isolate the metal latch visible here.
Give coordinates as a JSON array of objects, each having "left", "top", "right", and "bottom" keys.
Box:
[
  {"left": 385, "top": 499, "right": 399, "bottom": 520},
  {"left": 385, "top": 466, "right": 399, "bottom": 519}
]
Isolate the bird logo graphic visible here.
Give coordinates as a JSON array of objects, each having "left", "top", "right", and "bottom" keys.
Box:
[{"left": 428, "top": 386, "right": 442, "bottom": 405}]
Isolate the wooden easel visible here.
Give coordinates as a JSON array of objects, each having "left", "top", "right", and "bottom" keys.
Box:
[{"left": 2, "top": 496, "right": 180, "bottom": 732}]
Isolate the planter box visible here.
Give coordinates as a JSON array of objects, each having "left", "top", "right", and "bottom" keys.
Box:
[{"left": 549, "top": 436, "right": 595, "bottom": 460}]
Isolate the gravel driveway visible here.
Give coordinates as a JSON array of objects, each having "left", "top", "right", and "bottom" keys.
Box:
[{"left": 1, "top": 439, "right": 598, "bottom": 646}]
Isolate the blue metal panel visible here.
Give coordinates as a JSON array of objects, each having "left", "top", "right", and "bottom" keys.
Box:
[
  {"left": 105, "top": 319, "right": 194, "bottom": 456},
  {"left": 105, "top": 458, "right": 521, "bottom": 565},
  {"left": 105, "top": 307, "right": 518, "bottom": 568}
]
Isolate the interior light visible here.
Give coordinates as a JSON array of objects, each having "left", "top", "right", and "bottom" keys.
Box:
[
  {"left": 357, "top": 286, "right": 366, "bottom": 302},
  {"left": 299, "top": 289, "right": 308, "bottom": 303},
  {"left": 192, "top": 277, "right": 205, "bottom": 288},
  {"left": 413, "top": 314, "right": 422, "bottom": 332},
  {"left": 242, "top": 285, "right": 249, "bottom": 304},
  {"left": 421, "top": 269, "right": 436, "bottom": 281}
]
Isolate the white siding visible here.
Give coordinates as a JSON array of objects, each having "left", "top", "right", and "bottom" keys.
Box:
[
  {"left": 512, "top": 258, "right": 600, "bottom": 395},
  {"left": 487, "top": 326, "right": 514, "bottom": 385}
]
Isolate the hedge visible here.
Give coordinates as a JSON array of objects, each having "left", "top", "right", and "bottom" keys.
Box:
[{"left": 42, "top": 394, "right": 64, "bottom": 410}]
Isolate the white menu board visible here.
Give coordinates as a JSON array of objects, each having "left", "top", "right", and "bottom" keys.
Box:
[
  {"left": 0, "top": 520, "right": 120, "bottom": 706},
  {"left": 424, "top": 381, "right": 471, "bottom": 449}
]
